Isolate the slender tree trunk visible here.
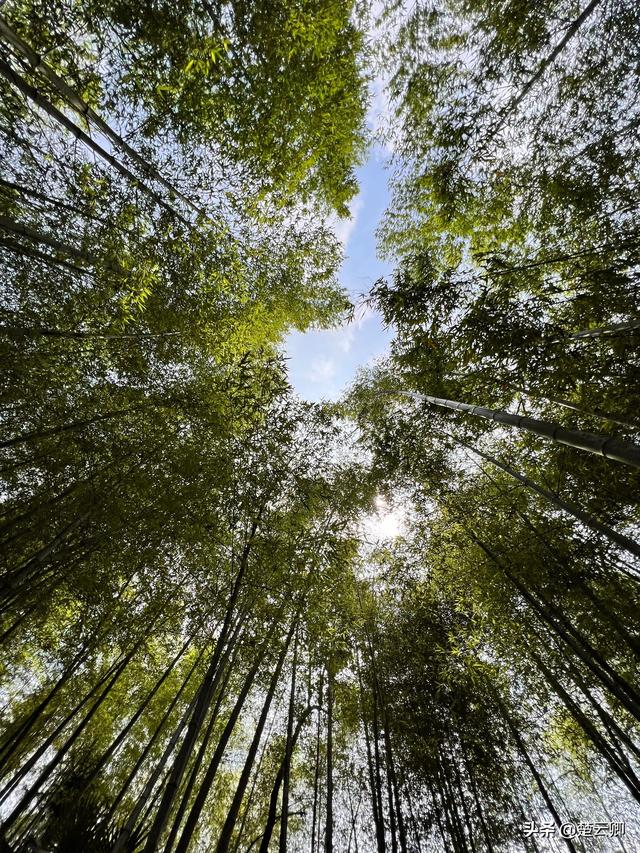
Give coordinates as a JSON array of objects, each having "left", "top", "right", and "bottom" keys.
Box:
[
  {"left": 590, "top": 782, "right": 631, "bottom": 853},
  {"left": 173, "top": 628, "right": 275, "bottom": 853},
  {"left": 279, "top": 624, "right": 299, "bottom": 853},
  {"left": 231, "top": 698, "right": 281, "bottom": 853},
  {"left": 509, "top": 384, "right": 639, "bottom": 430},
  {"left": 0, "top": 654, "right": 124, "bottom": 803},
  {"left": 366, "top": 625, "right": 395, "bottom": 853},
  {"left": 0, "top": 324, "right": 181, "bottom": 342},
  {"left": 160, "top": 622, "right": 245, "bottom": 853},
  {"left": 371, "top": 680, "right": 386, "bottom": 848},
  {"left": 256, "top": 704, "right": 317, "bottom": 853},
  {"left": 2, "top": 511, "right": 91, "bottom": 597},
  {"left": 498, "top": 699, "right": 578, "bottom": 853},
  {"left": 259, "top": 751, "right": 287, "bottom": 853},
  {"left": 478, "top": 234, "right": 640, "bottom": 278},
  {"left": 0, "top": 475, "right": 88, "bottom": 540},
  {"left": 356, "top": 653, "right": 385, "bottom": 853},
  {"left": 310, "top": 671, "right": 324, "bottom": 853},
  {"left": 364, "top": 714, "right": 386, "bottom": 851},
  {"left": 3, "top": 643, "right": 139, "bottom": 832},
  {"left": 434, "top": 763, "right": 466, "bottom": 853},
  {"left": 215, "top": 621, "right": 295, "bottom": 853},
  {"left": 107, "top": 648, "right": 203, "bottom": 821},
  {"left": 512, "top": 795, "right": 543, "bottom": 853},
  {"left": 0, "top": 16, "right": 202, "bottom": 217},
  {"left": 404, "top": 787, "right": 423, "bottom": 853},
  {"left": 0, "top": 213, "right": 100, "bottom": 264},
  {"left": 0, "top": 175, "right": 111, "bottom": 222},
  {"left": 507, "top": 505, "right": 640, "bottom": 655},
  {"left": 112, "top": 692, "right": 201, "bottom": 853},
  {"left": 466, "top": 528, "right": 640, "bottom": 722},
  {"left": 556, "top": 644, "right": 640, "bottom": 766},
  {"left": 347, "top": 787, "right": 362, "bottom": 853},
  {"left": 573, "top": 581, "right": 640, "bottom": 658},
  {"left": 389, "top": 762, "right": 406, "bottom": 853},
  {"left": 437, "top": 758, "right": 468, "bottom": 853},
  {"left": 384, "top": 741, "right": 398, "bottom": 853},
  {"left": 0, "top": 646, "right": 88, "bottom": 766},
  {"left": 143, "top": 522, "right": 259, "bottom": 852},
  {"left": 0, "top": 598, "right": 39, "bottom": 643},
  {"left": 488, "top": 0, "right": 602, "bottom": 138},
  {"left": 426, "top": 777, "right": 451, "bottom": 852},
  {"left": 139, "top": 766, "right": 173, "bottom": 833},
  {"left": 544, "top": 633, "right": 640, "bottom": 772},
  {"left": 0, "top": 58, "right": 189, "bottom": 224},
  {"left": 385, "top": 389, "right": 640, "bottom": 468},
  {"left": 380, "top": 711, "right": 406, "bottom": 853},
  {"left": 0, "top": 232, "right": 91, "bottom": 275},
  {"left": 532, "top": 581, "right": 640, "bottom": 719},
  {"left": 325, "top": 666, "right": 334, "bottom": 853},
  {"left": 461, "top": 744, "right": 494, "bottom": 853},
  {"left": 452, "top": 758, "right": 476, "bottom": 853},
  {"left": 0, "top": 403, "right": 150, "bottom": 450},
  {"left": 555, "top": 319, "right": 640, "bottom": 342},
  {"left": 457, "top": 437, "right": 640, "bottom": 560},
  {"left": 85, "top": 636, "right": 192, "bottom": 788}
]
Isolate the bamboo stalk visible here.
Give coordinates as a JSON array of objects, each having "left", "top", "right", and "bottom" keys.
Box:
[{"left": 384, "top": 389, "right": 640, "bottom": 468}]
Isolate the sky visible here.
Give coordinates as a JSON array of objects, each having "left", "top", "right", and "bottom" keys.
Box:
[
  {"left": 284, "top": 141, "right": 408, "bottom": 541},
  {"left": 283, "top": 144, "right": 394, "bottom": 402},
  {"left": 283, "top": 48, "right": 408, "bottom": 541}
]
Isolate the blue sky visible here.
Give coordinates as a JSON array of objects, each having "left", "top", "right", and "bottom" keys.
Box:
[{"left": 284, "top": 145, "right": 394, "bottom": 402}]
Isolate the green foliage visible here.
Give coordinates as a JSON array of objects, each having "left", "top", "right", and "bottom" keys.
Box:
[
  {"left": 6, "top": 0, "right": 368, "bottom": 212},
  {"left": 1, "top": 0, "right": 639, "bottom": 850},
  {"left": 41, "top": 786, "right": 146, "bottom": 852}
]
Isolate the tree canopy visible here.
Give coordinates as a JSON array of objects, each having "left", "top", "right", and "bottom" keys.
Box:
[{"left": 1, "top": 0, "right": 639, "bottom": 850}]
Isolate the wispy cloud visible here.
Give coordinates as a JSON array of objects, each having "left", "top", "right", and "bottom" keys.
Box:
[
  {"left": 352, "top": 300, "right": 377, "bottom": 329},
  {"left": 327, "top": 194, "right": 364, "bottom": 249},
  {"left": 307, "top": 356, "right": 338, "bottom": 384},
  {"left": 335, "top": 324, "right": 355, "bottom": 353}
]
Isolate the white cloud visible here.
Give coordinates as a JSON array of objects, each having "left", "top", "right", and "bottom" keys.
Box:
[
  {"left": 307, "top": 356, "right": 338, "bottom": 384},
  {"left": 330, "top": 323, "right": 356, "bottom": 354},
  {"left": 352, "top": 300, "right": 376, "bottom": 329},
  {"left": 326, "top": 305, "right": 380, "bottom": 357},
  {"left": 327, "top": 194, "right": 364, "bottom": 249}
]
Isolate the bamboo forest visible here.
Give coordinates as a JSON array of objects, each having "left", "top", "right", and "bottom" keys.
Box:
[{"left": 1, "top": 0, "right": 639, "bottom": 849}]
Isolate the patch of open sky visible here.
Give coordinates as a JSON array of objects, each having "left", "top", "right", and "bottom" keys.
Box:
[{"left": 284, "top": 144, "right": 394, "bottom": 402}]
